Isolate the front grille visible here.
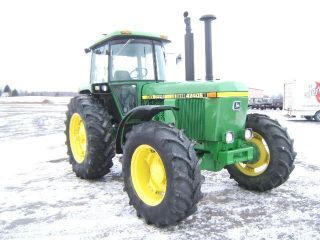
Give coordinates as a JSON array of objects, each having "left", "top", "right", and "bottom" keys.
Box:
[
  {"left": 175, "top": 99, "right": 205, "bottom": 140},
  {"left": 142, "top": 99, "right": 164, "bottom": 105}
]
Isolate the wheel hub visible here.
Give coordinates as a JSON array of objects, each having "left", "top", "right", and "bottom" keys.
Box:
[
  {"left": 69, "top": 113, "right": 87, "bottom": 164},
  {"left": 235, "top": 132, "right": 270, "bottom": 176},
  {"left": 149, "top": 159, "right": 166, "bottom": 192},
  {"left": 131, "top": 145, "right": 167, "bottom": 206}
]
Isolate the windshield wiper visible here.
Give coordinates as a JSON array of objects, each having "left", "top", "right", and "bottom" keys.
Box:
[{"left": 115, "top": 39, "right": 133, "bottom": 55}]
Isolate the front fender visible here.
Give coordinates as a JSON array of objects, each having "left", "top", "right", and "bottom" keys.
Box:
[
  {"left": 78, "top": 84, "right": 92, "bottom": 94},
  {"left": 115, "top": 105, "right": 178, "bottom": 153}
]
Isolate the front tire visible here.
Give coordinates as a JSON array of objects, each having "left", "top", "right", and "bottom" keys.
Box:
[
  {"left": 65, "top": 95, "right": 115, "bottom": 179},
  {"left": 123, "top": 122, "right": 203, "bottom": 227},
  {"left": 226, "top": 113, "right": 296, "bottom": 191}
]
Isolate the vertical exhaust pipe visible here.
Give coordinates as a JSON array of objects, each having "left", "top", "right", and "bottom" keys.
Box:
[
  {"left": 183, "top": 11, "right": 195, "bottom": 81},
  {"left": 200, "top": 14, "right": 216, "bottom": 81}
]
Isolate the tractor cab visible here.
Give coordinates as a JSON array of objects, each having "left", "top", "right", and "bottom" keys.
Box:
[{"left": 87, "top": 31, "right": 170, "bottom": 114}]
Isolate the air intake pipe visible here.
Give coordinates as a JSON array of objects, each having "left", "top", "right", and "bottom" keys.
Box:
[
  {"left": 183, "top": 11, "right": 195, "bottom": 81},
  {"left": 200, "top": 14, "right": 216, "bottom": 81}
]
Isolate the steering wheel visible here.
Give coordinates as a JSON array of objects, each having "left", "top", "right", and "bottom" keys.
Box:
[{"left": 129, "top": 68, "right": 148, "bottom": 79}]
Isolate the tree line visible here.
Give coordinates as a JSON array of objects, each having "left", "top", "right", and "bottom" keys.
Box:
[
  {"left": 0, "top": 85, "right": 19, "bottom": 97},
  {"left": 0, "top": 85, "right": 76, "bottom": 97}
]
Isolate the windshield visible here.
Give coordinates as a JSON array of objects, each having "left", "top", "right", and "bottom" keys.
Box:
[{"left": 110, "top": 40, "right": 166, "bottom": 81}]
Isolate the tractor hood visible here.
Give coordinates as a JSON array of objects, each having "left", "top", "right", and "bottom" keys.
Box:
[{"left": 141, "top": 81, "right": 248, "bottom": 99}]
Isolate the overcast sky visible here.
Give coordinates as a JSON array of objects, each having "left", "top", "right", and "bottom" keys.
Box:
[{"left": 0, "top": 0, "right": 319, "bottom": 95}]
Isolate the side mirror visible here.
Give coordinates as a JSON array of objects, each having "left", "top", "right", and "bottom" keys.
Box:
[
  {"left": 93, "top": 49, "right": 110, "bottom": 55},
  {"left": 84, "top": 48, "right": 91, "bottom": 54}
]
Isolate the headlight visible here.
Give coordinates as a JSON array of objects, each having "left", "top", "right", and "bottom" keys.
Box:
[
  {"left": 101, "top": 85, "right": 108, "bottom": 92},
  {"left": 225, "top": 131, "right": 234, "bottom": 144},
  {"left": 245, "top": 128, "right": 253, "bottom": 140}
]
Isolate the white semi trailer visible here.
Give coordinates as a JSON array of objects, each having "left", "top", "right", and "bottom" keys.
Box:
[{"left": 284, "top": 80, "right": 320, "bottom": 121}]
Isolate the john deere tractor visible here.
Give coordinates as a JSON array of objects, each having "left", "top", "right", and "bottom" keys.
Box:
[{"left": 65, "top": 12, "right": 295, "bottom": 227}]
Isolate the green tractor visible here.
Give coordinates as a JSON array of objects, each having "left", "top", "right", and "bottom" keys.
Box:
[{"left": 65, "top": 12, "right": 295, "bottom": 227}]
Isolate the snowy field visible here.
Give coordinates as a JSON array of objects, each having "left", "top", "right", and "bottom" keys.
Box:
[{"left": 0, "top": 97, "right": 319, "bottom": 240}]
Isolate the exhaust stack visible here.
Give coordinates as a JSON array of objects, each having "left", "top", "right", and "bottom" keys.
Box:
[
  {"left": 183, "top": 11, "right": 195, "bottom": 81},
  {"left": 200, "top": 14, "right": 216, "bottom": 81}
]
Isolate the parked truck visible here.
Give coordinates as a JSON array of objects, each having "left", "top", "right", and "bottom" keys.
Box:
[
  {"left": 284, "top": 80, "right": 320, "bottom": 121},
  {"left": 249, "top": 98, "right": 271, "bottom": 110},
  {"left": 270, "top": 96, "right": 283, "bottom": 110}
]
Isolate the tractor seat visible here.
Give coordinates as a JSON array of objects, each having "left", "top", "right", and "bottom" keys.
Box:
[{"left": 114, "top": 70, "right": 131, "bottom": 81}]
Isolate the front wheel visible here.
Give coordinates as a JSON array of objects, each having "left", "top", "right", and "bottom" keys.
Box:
[
  {"left": 122, "top": 122, "right": 203, "bottom": 227},
  {"left": 226, "top": 113, "right": 296, "bottom": 191}
]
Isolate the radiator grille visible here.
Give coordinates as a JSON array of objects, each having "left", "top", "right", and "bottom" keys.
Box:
[{"left": 175, "top": 99, "right": 205, "bottom": 140}]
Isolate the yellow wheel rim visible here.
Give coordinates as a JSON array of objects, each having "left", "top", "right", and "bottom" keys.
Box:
[
  {"left": 131, "top": 144, "right": 167, "bottom": 206},
  {"left": 69, "top": 113, "right": 87, "bottom": 164},
  {"left": 235, "top": 132, "right": 270, "bottom": 176}
]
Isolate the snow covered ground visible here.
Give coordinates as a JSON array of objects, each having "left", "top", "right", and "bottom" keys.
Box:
[{"left": 0, "top": 97, "right": 319, "bottom": 240}]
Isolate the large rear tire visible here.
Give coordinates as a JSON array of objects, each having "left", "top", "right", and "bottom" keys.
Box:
[
  {"left": 65, "top": 95, "right": 115, "bottom": 179},
  {"left": 123, "top": 122, "right": 203, "bottom": 227},
  {"left": 226, "top": 113, "right": 296, "bottom": 191}
]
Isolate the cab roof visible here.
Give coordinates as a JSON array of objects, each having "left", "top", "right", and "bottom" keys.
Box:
[{"left": 90, "top": 30, "right": 170, "bottom": 49}]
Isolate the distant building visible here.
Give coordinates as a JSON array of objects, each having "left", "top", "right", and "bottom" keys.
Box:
[
  {"left": 1, "top": 92, "right": 10, "bottom": 97},
  {"left": 249, "top": 88, "right": 264, "bottom": 99}
]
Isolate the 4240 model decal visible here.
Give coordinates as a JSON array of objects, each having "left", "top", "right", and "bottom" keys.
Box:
[{"left": 142, "top": 91, "right": 248, "bottom": 100}]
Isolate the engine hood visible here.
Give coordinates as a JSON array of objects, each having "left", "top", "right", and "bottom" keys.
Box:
[{"left": 141, "top": 81, "right": 248, "bottom": 98}]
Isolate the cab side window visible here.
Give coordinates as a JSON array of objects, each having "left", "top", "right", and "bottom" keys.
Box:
[{"left": 90, "top": 45, "right": 109, "bottom": 83}]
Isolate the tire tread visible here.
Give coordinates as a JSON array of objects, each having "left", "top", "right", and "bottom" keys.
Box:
[
  {"left": 226, "top": 113, "right": 296, "bottom": 191},
  {"left": 65, "top": 95, "right": 115, "bottom": 179},
  {"left": 123, "top": 121, "right": 203, "bottom": 227}
]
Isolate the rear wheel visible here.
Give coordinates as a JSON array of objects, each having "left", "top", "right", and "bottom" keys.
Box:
[
  {"left": 226, "top": 113, "right": 296, "bottom": 191},
  {"left": 314, "top": 111, "right": 320, "bottom": 122},
  {"left": 65, "top": 95, "right": 116, "bottom": 179},
  {"left": 304, "top": 116, "right": 313, "bottom": 121},
  {"left": 123, "top": 122, "right": 203, "bottom": 227}
]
